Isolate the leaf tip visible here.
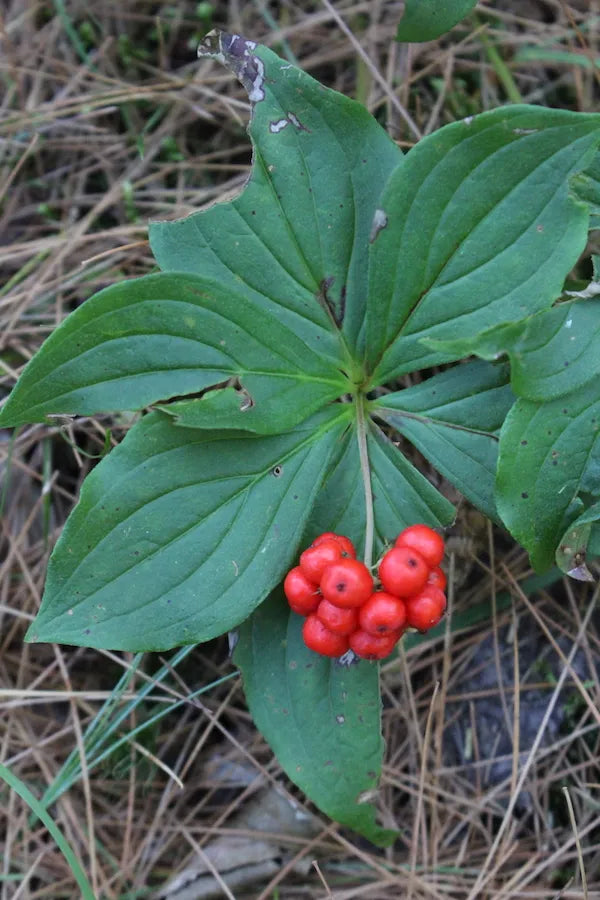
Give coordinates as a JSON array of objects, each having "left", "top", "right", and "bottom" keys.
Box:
[
  {"left": 567, "top": 563, "right": 595, "bottom": 583},
  {"left": 23, "top": 624, "right": 40, "bottom": 644},
  {"left": 368, "top": 825, "right": 400, "bottom": 848},
  {"left": 198, "top": 30, "right": 266, "bottom": 104}
]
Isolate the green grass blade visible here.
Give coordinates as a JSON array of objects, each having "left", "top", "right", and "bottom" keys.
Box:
[{"left": 0, "top": 762, "right": 95, "bottom": 899}]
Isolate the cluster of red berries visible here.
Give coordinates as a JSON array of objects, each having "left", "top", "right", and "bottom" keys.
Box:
[{"left": 283, "top": 525, "right": 447, "bottom": 661}]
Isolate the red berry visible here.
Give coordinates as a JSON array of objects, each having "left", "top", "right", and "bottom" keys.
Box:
[
  {"left": 311, "top": 531, "right": 338, "bottom": 545},
  {"left": 378, "top": 546, "right": 429, "bottom": 598},
  {"left": 320, "top": 558, "right": 374, "bottom": 609},
  {"left": 405, "top": 585, "right": 447, "bottom": 632},
  {"left": 427, "top": 565, "right": 447, "bottom": 591},
  {"left": 349, "top": 628, "right": 402, "bottom": 661},
  {"left": 302, "top": 615, "right": 350, "bottom": 657},
  {"left": 283, "top": 567, "right": 320, "bottom": 616},
  {"left": 316, "top": 598, "right": 359, "bottom": 635},
  {"left": 395, "top": 524, "right": 445, "bottom": 568},
  {"left": 299, "top": 539, "right": 342, "bottom": 583},
  {"left": 312, "top": 532, "right": 356, "bottom": 558},
  {"left": 359, "top": 592, "right": 407, "bottom": 635}
]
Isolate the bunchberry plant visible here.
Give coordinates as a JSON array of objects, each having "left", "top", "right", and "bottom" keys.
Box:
[{"left": 2, "top": 30, "right": 600, "bottom": 845}]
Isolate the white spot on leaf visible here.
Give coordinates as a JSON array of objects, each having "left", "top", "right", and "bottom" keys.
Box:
[
  {"left": 269, "top": 111, "right": 310, "bottom": 135},
  {"left": 270, "top": 118, "right": 289, "bottom": 134},
  {"left": 369, "top": 208, "right": 388, "bottom": 243},
  {"left": 287, "top": 112, "right": 307, "bottom": 131}
]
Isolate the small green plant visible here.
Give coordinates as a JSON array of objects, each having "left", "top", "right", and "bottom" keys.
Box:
[{"left": 2, "top": 31, "right": 600, "bottom": 844}]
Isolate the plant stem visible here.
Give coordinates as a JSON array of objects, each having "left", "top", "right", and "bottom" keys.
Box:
[{"left": 355, "top": 393, "right": 374, "bottom": 569}]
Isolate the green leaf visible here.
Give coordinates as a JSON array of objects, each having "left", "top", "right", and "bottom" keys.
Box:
[
  {"left": 373, "top": 360, "right": 514, "bottom": 522},
  {"left": 491, "top": 300, "right": 600, "bottom": 400},
  {"left": 570, "top": 151, "right": 600, "bottom": 216},
  {"left": 366, "top": 106, "right": 600, "bottom": 383},
  {"left": 306, "top": 420, "right": 455, "bottom": 559},
  {"left": 424, "top": 306, "right": 600, "bottom": 567},
  {"left": 555, "top": 500, "right": 600, "bottom": 581},
  {"left": 157, "top": 386, "right": 255, "bottom": 431},
  {"left": 25, "top": 406, "right": 349, "bottom": 650},
  {"left": 149, "top": 32, "right": 402, "bottom": 355},
  {"left": 495, "top": 380, "right": 600, "bottom": 572},
  {"left": 396, "top": 0, "right": 476, "bottom": 42},
  {"left": 0, "top": 273, "right": 346, "bottom": 433},
  {"left": 234, "top": 590, "right": 397, "bottom": 847},
  {"left": 430, "top": 300, "right": 600, "bottom": 403},
  {"left": 375, "top": 360, "right": 512, "bottom": 432}
]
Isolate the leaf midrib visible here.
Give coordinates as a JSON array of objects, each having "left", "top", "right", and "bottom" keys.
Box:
[{"left": 376, "top": 407, "right": 501, "bottom": 439}]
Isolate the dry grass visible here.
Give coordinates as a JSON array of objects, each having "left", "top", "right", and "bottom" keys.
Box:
[{"left": 1, "top": 1, "right": 600, "bottom": 897}]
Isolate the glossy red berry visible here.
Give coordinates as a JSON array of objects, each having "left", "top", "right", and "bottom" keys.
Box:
[
  {"left": 311, "top": 532, "right": 356, "bottom": 558},
  {"left": 316, "top": 598, "right": 359, "bottom": 635},
  {"left": 283, "top": 567, "right": 320, "bottom": 616},
  {"left": 395, "top": 524, "right": 445, "bottom": 568},
  {"left": 359, "top": 591, "right": 407, "bottom": 635},
  {"left": 378, "top": 546, "right": 429, "bottom": 598},
  {"left": 427, "top": 565, "right": 447, "bottom": 591},
  {"left": 405, "top": 585, "right": 447, "bottom": 632},
  {"left": 320, "top": 558, "right": 374, "bottom": 609},
  {"left": 302, "top": 614, "right": 350, "bottom": 657},
  {"left": 299, "top": 539, "right": 342, "bottom": 583},
  {"left": 349, "top": 628, "right": 401, "bottom": 661}
]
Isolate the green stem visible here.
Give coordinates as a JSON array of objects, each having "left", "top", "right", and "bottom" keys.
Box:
[{"left": 355, "top": 393, "right": 374, "bottom": 569}]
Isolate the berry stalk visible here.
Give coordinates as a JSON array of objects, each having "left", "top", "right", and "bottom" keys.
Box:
[{"left": 355, "top": 392, "right": 374, "bottom": 571}]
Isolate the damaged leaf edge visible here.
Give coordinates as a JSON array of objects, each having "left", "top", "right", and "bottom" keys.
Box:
[{"left": 198, "top": 31, "right": 266, "bottom": 104}]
